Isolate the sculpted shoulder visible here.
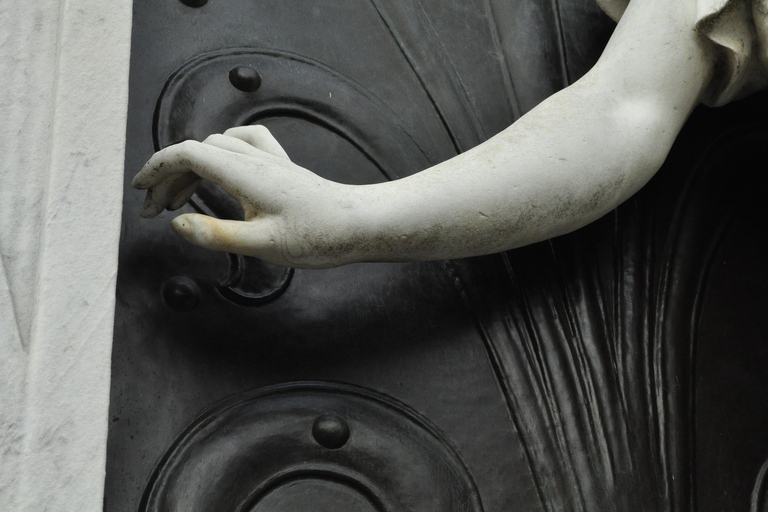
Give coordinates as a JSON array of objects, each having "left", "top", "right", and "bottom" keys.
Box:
[{"left": 597, "top": 0, "right": 768, "bottom": 106}]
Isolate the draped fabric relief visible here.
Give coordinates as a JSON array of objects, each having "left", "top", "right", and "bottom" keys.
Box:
[
  {"left": 376, "top": 1, "right": 768, "bottom": 510},
  {"left": 449, "top": 108, "right": 768, "bottom": 511},
  {"left": 453, "top": 93, "right": 768, "bottom": 512}
]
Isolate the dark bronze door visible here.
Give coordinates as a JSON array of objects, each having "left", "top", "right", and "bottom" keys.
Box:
[{"left": 106, "top": 1, "right": 768, "bottom": 511}]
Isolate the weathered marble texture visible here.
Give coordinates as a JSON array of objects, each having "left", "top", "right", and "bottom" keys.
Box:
[{"left": 0, "top": 2, "right": 131, "bottom": 510}]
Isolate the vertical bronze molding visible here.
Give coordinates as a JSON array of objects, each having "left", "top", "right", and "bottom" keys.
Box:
[{"left": 451, "top": 115, "right": 768, "bottom": 511}]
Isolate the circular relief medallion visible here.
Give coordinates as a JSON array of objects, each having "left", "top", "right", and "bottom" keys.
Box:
[{"left": 140, "top": 382, "right": 484, "bottom": 512}]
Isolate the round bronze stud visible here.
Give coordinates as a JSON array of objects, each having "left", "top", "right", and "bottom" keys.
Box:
[{"left": 312, "top": 414, "right": 350, "bottom": 449}]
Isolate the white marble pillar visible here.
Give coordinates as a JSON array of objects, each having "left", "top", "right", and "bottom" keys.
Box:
[{"left": 0, "top": 1, "right": 132, "bottom": 510}]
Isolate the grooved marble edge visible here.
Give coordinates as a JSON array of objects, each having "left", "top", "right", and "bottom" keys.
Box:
[{"left": 0, "top": 1, "right": 132, "bottom": 510}]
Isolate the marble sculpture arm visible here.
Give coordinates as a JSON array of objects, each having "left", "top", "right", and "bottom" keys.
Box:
[{"left": 134, "top": 0, "right": 714, "bottom": 268}]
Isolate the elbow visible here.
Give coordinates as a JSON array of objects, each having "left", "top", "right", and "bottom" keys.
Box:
[{"left": 605, "top": 96, "right": 682, "bottom": 197}]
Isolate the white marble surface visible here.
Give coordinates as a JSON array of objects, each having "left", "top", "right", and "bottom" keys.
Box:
[
  {"left": 598, "top": 0, "right": 768, "bottom": 106},
  {"left": 0, "top": 2, "right": 131, "bottom": 510}
]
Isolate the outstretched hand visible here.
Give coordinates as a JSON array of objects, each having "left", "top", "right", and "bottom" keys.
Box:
[{"left": 132, "top": 126, "right": 351, "bottom": 268}]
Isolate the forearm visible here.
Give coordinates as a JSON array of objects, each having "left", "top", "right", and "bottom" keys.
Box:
[
  {"left": 321, "top": 0, "right": 715, "bottom": 264},
  {"left": 136, "top": 0, "right": 718, "bottom": 269}
]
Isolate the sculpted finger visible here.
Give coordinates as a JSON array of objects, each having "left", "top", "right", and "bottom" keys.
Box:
[
  {"left": 139, "top": 173, "right": 200, "bottom": 218},
  {"left": 202, "top": 133, "right": 264, "bottom": 157},
  {"left": 140, "top": 190, "right": 162, "bottom": 218},
  {"left": 133, "top": 141, "right": 259, "bottom": 200},
  {"left": 170, "top": 213, "right": 285, "bottom": 263},
  {"left": 223, "top": 125, "right": 290, "bottom": 160},
  {"left": 133, "top": 141, "right": 204, "bottom": 189}
]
